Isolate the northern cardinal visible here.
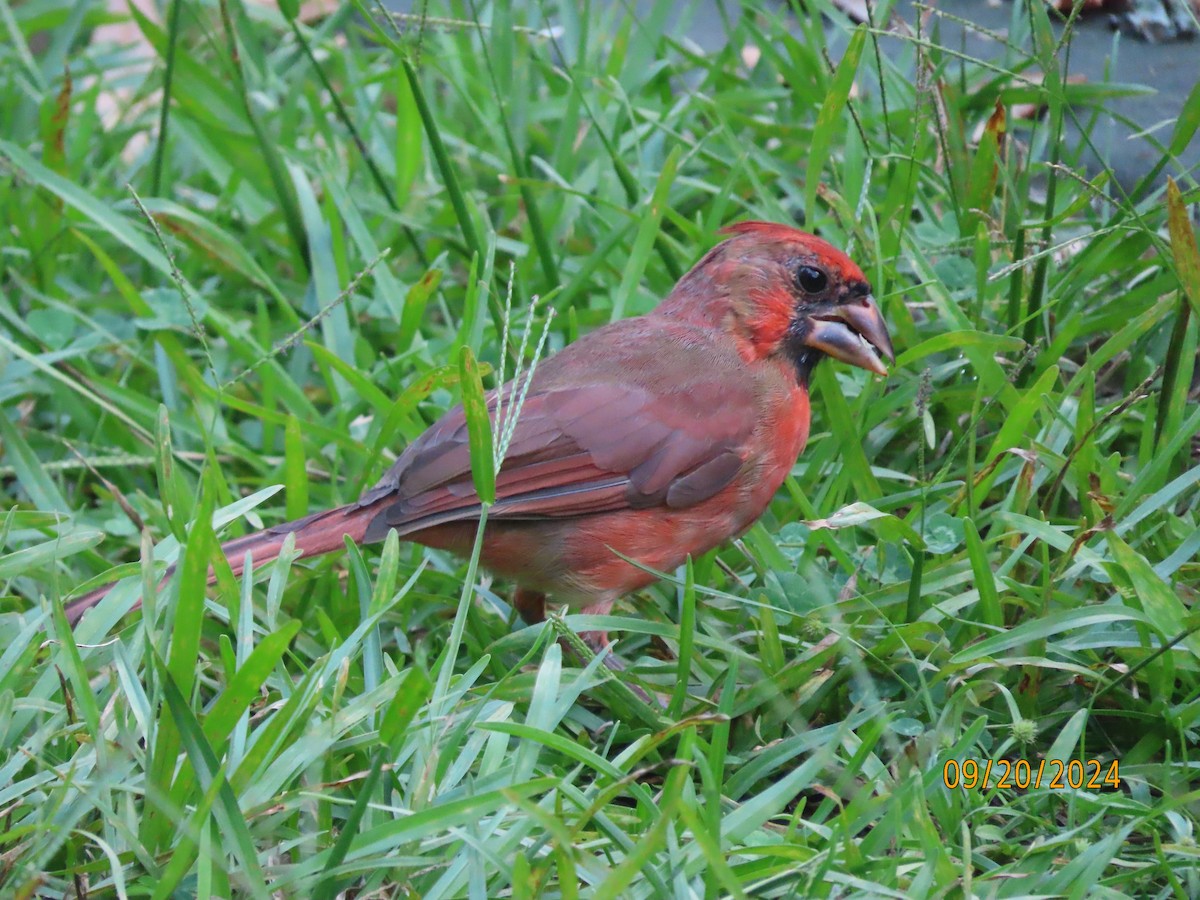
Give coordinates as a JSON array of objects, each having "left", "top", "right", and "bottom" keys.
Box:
[{"left": 65, "top": 221, "right": 894, "bottom": 663}]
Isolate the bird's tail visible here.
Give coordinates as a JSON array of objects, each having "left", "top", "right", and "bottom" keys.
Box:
[{"left": 63, "top": 502, "right": 381, "bottom": 625}]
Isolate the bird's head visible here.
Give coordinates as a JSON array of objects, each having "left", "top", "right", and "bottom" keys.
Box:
[{"left": 660, "top": 221, "right": 895, "bottom": 382}]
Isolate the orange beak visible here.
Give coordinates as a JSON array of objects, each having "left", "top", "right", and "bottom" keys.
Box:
[{"left": 802, "top": 295, "right": 895, "bottom": 376}]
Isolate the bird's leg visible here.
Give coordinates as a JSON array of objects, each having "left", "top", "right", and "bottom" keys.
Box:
[{"left": 514, "top": 586, "right": 548, "bottom": 626}]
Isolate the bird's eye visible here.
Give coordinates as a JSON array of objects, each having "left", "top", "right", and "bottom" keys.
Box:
[{"left": 795, "top": 265, "right": 828, "bottom": 294}]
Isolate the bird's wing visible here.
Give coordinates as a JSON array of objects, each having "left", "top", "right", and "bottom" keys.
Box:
[{"left": 358, "top": 340, "right": 761, "bottom": 541}]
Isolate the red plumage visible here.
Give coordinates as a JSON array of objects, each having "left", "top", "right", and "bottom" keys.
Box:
[{"left": 65, "top": 222, "right": 894, "bottom": 660}]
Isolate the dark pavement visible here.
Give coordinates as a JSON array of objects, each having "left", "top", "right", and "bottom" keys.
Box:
[
  {"left": 384, "top": 1, "right": 1199, "bottom": 189},
  {"left": 888, "top": 0, "right": 1199, "bottom": 190}
]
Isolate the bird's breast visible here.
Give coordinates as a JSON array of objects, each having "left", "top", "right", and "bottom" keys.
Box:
[{"left": 737, "top": 381, "right": 810, "bottom": 522}]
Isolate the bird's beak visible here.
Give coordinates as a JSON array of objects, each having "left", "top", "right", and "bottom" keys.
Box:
[{"left": 802, "top": 295, "right": 895, "bottom": 376}]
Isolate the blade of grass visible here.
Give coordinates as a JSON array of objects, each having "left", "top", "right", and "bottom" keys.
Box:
[
  {"left": 218, "top": 0, "right": 308, "bottom": 273},
  {"left": 611, "top": 145, "right": 679, "bottom": 322},
  {"left": 805, "top": 25, "right": 866, "bottom": 223},
  {"left": 154, "top": 647, "right": 271, "bottom": 897}
]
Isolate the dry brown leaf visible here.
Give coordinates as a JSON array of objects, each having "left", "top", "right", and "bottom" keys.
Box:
[{"left": 971, "top": 73, "right": 1087, "bottom": 143}]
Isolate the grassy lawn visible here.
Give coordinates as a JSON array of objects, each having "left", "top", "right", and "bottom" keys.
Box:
[{"left": 2, "top": 0, "right": 1199, "bottom": 895}]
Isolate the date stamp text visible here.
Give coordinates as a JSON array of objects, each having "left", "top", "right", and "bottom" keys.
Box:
[{"left": 943, "top": 758, "right": 1121, "bottom": 791}]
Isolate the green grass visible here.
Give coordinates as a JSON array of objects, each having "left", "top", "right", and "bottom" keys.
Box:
[{"left": 2, "top": 0, "right": 1199, "bottom": 895}]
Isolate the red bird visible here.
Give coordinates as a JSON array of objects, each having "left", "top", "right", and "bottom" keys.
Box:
[{"left": 66, "top": 222, "right": 894, "bottom": 661}]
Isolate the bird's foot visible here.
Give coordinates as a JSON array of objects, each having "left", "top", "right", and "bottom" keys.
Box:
[
  {"left": 580, "top": 629, "right": 626, "bottom": 672},
  {"left": 515, "top": 591, "right": 665, "bottom": 711}
]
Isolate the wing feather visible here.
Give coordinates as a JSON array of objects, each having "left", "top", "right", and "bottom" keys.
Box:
[{"left": 359, "top": 320, "right": 763, "bottom": 543}]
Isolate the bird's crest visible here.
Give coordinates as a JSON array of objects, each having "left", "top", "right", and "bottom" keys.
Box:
[
  {"left": 718, "top": 220, "right": 862, "bottom": 283},
  {"left": 719, "top": 220, "right": 810, "bottom": 242}
]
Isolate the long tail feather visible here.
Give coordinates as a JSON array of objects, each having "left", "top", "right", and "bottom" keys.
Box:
[{"left": 64, "top": 502, "right": 381, "bottom": 625}]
